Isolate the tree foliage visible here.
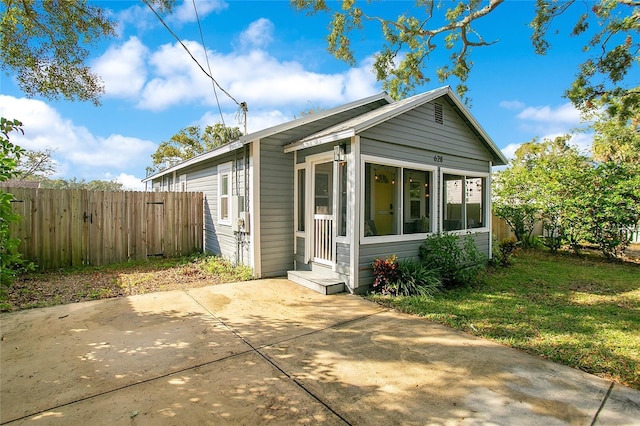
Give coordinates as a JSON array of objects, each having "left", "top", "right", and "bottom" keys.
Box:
[
  {"left": 493, "top": 128, "right": 640, "bottom": 258},
  {"left": 292, "top": 0, "right": 639, "bottom": 118},
  {"left": 0, "top": 0, "right": 176, "bottom": 105},
  {"left": 37, "top": 177, "right": 125, "bottom": 191},
  {"left": 149, "top": 124, "right": 243, "bottom": 173},
  {"left": 15, "top": 147, "right": 56, "bottom": 179},
  {"left": 0, "top": 117, "right": 32, "bottom": 288}
]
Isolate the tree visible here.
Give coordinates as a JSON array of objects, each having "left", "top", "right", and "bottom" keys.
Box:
[
  {"left": 0, "top": 0, "right": 176, "bottom": 105},
  {"left": 292, "top": 0, "right": 639, "bottom": 117},
  {"left": 38, "top": 177, "right": 124, "bottom": 191},
  {"left": 149, "top": 124, "right": 242, "bottom": 173},
  {"left": 15, "top": 148, "right": 56, "bottom": 180},
  {"left": 591, "top": 93, "right": 640, "bottom": 163}
]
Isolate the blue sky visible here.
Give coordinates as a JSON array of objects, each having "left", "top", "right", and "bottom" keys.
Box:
[{"left": 0, "top": 0, "right": 599, "bottom": 190}]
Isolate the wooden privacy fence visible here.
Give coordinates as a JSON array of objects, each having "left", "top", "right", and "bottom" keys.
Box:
[{"left": 1, "top": 186, "right": 203, "bottom": 269}]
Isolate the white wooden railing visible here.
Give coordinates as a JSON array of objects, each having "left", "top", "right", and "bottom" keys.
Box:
[{"left": 314, "top": 215, "right": 334, "bottom": 264}]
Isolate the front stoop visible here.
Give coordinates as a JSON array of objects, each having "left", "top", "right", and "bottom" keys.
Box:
[{"left": 287, "top": 270, "right": 345, "bottom": 295}]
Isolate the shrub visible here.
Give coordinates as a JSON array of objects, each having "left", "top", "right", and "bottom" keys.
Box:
[
  {"left": 419, "top": 233, "right": 486, "bottom": 287},
  {"left": 492, "top": 237, "right": 520, "bottom": 267},
  {"left": 371, "top": 255, "right": 399, "bottom": 294},
  {"left": 371, "top": 255, "right": 441, "bottom": 297},
  {"left": 196, "top": 256, "right": 254, "bottom": 282},
  {"left": 394, "top": 259, "right": 442, "bottom": 297},
  {"left": 1, "top": 118, "right": 33, "bottom": 291}
]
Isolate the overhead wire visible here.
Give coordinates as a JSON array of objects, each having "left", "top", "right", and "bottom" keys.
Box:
[
  {"left": 191, "top": 0, "right": 225, "bottom": 126},
  {"left": 142, "top": 0, "right": 243, "bottom": 111}
]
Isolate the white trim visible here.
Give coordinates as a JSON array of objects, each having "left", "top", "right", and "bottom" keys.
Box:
[
  {"left": 217, "top": 162, "right": 232, "bottom": 225},
  {"left": 439, "top": 167, "right": 491, "bottom": 235},
  {"left": 359, "top": 154, "right": 439, "bottom": 245},
  {"left": 351, "top": 136, "right": 360, "bottom": 290},
  {"left": 488, "top": 161, "right": 493, "bottom": 259},
  {"left": 251, "top": 141, "right": 261, "bottom": 277},
  {"left": 284, "top": 129, "right": 355, "bottom": 153},
  {"left": 308, "top": 153, "right": 335, "bottom": 267},
  {"left": 294, "top": 154, "right": 306, "bottom": 262}
]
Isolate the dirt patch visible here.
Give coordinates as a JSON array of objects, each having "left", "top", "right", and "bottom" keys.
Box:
[{"left": 3, "top": 261, "right": 229, "bottom": 312}]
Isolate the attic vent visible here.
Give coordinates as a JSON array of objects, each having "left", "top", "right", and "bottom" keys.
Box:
[{"left": 434, "top": 103, "right": 444, "bottom": 124}]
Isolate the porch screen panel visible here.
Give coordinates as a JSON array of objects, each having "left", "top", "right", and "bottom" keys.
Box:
[
  {"left": 443, "top": 174, "right": 463, "bottom": 231},
  {"left": 364, "top": 163, "right": 399, "bottom": 236},
  {"left": 466, "top": 177, "right": 484, "bottom": 228},
  {"left": 297, "top": 169, "right": 305, "bottom": 232},
  {"left": 403, "top": 169, "right": 431, "bottom": 234}
]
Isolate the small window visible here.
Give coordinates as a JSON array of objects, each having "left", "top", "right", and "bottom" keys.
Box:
[
  {"left": 218, "top": 162, "right": 232, "bottom": 225},
  {"left": 179, "top": 174, "right": 187, "bottom": 192}
]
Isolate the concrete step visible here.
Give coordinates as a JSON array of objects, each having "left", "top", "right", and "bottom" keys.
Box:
[{"left": 287, "top": 270, "right": 345, "bottom": 295}]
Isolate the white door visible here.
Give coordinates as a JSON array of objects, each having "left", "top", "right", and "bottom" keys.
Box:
[{"left": 312, "top": 161, "right": 334, "bottom": 265}]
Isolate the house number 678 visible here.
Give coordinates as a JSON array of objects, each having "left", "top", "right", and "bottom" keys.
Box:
[{"left": 433, "top": 155, "right": 443, "bottom": 163}]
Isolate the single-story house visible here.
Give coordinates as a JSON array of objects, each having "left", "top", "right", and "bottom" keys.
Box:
[{"left": 143, "top": 86, "right": 508, "bottom": 294}]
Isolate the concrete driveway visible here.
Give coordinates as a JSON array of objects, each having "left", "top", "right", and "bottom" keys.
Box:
[{"left": 1, "top": 278, "right": 639, "bottom": 425}]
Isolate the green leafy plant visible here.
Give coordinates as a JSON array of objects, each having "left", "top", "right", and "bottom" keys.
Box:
[
  {"left": 419, "top": 233, "right": 486, "bottom": 288},
  {"left": 1, "top": 118, "right": 34, "bottom": 291},
  {"left": 196, "top": 256, "right": 254, "bottom": 282},
  {"left": 372, "top": 255, "right": 441, "bottom": 297},
  {"left": 394, "top": 259, "right": 442, "bottom": 297},
  {"left": 492, "top": 237, "right": 520, "bottom": 267}
]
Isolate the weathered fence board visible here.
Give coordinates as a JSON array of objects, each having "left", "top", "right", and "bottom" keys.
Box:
[{"left": 1, "top": 186, "right": 203, "bottom": 269}]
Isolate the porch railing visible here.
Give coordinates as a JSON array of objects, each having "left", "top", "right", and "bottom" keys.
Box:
[{"left": 314, "top": 215, "right": 334, "bottom": 264}]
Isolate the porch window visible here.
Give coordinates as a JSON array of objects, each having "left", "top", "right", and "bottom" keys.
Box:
[
  {"left": 297, "top": 168, "right": 305, "bottom": 232},
  {"left": 338, "top": 161, "right": 348, "bottom": 237},
  {"left": 403, "top": 169, "right": 432, "bottom": 234},
  {"left": 364, "top": 160, "right": 435, "bottom": 238},
  {"left": 218, "top": 162, "right": 232, "bottom": 225},
  {"left": 443, "top": 173, "right": 486, "bottom": 231},
  {"left": 364, "top": 163, "right": 400, "bottom": 236}
]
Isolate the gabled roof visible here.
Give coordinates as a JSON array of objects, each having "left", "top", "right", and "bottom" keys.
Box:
[
  {"left": 283, "top": 86, "right": 508, "bottom": 166},
  {"left": 142, "top": 91, "right": 394, "bottom": 182}
]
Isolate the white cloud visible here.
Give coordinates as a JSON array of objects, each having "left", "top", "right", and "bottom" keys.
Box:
[
  {"left": 170, "top": 0, "right": 228, "bottom": 24},
  {"left": 198, "top": 108, "right": 290, "bottom": 135},
  {"left": 116, "top": 4, "right": 154, "bottom": 34},
  {"left": 92, "top": 37, "right": 149, "bottom": 98},
  {"left": 135, "top": 39, "right": 380, "bottom": 112},
  {"left": 499, "top": 100, "right": 525, "bottom": 110},
  {"left": 0, "top": 96, "right": 157, "bottom": 181},
  {"left": 110, "top": 173, "right": 147, "bottom": 191},
  {"left": 517, "top": 103, "right": 582, "bottom": 124},
  {"left": 239, "top": 18, "right": 274, "bottom": 49}
]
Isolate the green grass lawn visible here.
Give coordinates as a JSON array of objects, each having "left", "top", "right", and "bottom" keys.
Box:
[{"left": 369, "top": 249, "right": 640, "bottom": 390}]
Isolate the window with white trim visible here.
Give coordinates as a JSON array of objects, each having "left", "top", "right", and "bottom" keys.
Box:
[
  {"left": 218, "top": 162, "right": 232, "bottom": 225},
  {"left": 363, "top": 158, "right": 435, "bottom": 238},
  {"left": 442, "top": 173, "right": 486, "bottom": 231}
]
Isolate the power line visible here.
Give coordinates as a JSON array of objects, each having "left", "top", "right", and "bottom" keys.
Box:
[
  {"left": 142, "top": 0, "right": 242, "bottom": 109},
  {"left": 191, "top": 0, "right": 225, "bottom": 126}
]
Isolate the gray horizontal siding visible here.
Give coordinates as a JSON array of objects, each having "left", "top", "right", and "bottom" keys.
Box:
[
  {"left": 357, "top": 232, "right": 491, "bottom": 288},
  {"left": 358, "top": 240, "right": 424, "bottom": 288},
  {"left": 260, "top": 137, "right": 295, "bottom": 277},
  {"left": 156, "top": 151, "right": 251, "bottom": 266},
  {"left": 360, "top": 101, "right": 493, "bottom": 163}
]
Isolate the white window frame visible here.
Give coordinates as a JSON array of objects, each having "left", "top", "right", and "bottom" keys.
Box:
[
  {"left": 179, "top": 174, "right": 187, "bottom": 192},
  {"left": 440, "top": 167, "right": 490, "bottom": 235},
  {"left": 360, "top": 155, "right": 438, "bottom": 245},
  {"left": 218, "top": 162, "right": 232, "bottom": 225}
]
